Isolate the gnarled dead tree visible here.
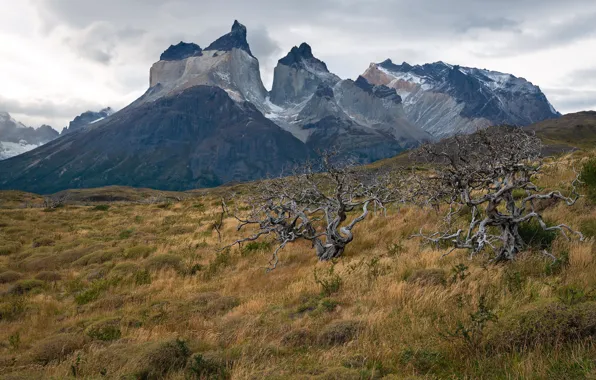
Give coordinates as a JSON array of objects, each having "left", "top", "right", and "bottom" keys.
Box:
[
  {"left": 412, "top": 127, "right": 583, "bottom": 262},
  {"left": 224, "top": 152, "right": 407, "bottom": 269}
]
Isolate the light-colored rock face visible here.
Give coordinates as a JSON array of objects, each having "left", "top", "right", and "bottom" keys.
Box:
[
  {"left": 270, "top": 62, "right": 340, "bottom": 106},
  {"left": 147, "top": 48, "right": 268, "bottom": 109},
  {"left": 362, "top": 64, "right": 491, "bottom": 138}
]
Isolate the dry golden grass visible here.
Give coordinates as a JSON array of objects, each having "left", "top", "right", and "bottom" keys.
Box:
[{"left": 0, "top": 151, "right": 595, "bottom": 379}]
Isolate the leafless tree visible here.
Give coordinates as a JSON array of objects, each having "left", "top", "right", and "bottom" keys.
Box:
[
  {"left": 412, "top": 127, "right": 583, "bottom": 262},
  {"left": 224, "top": 152, "right": 407, "bottom": 270},
  {"left": 43, "top": 193, "right": 70, "bottom": 209}
]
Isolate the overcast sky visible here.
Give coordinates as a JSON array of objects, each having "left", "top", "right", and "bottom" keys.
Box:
[{"left": 1, "top": 0, "right": 596, "bottom": 129}]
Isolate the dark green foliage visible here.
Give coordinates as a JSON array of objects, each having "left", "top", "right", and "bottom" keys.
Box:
[
  {"left": 204, "top": 249, "right": 231, "bottom": 279},
  {"left": 451, "top": 264, "right": 469, "bottom": 283},
  {"left": 386, "top": 242, "right": 404, "bottom": 257},
  {"left": 0, "top": 296, "right": 26, "bottom": 320},
  {"left": 9, "top": 279, "right": 45, "bottom": 295},
  {"left": 137, "top": 339, "right": 191, "bottom": 379},
  {"left": 0, "top": 242, "right": 20, "bottom": 256},
  {"left": 124, "top": 245, "right": 155, "bottom": 259},
  {"left": 580, "top": 219, "right": 596, "bottom": 238},
  {"left": 504, "top": 270, "right": 524, "bottom": 293},
  {"left": 119, "top": 229, "right": 134, "bottom": 239},
  {"left": 518, "top": 220, "right": 557, "bottom": 250},
  {"left": 241, "top": 241, "right": 271, "bottom": 256},
  {"left": 187, "top": 354, "right": 230, "bottom": 379},
  {"left": 92, "top": 205, "right": 110, "bottom": 211},
  {"left": 135, "top": 269, "right": 152, "bottom": 285},
  {"left": 580, "top": 157, "right": 596, "bottom": 203},
  {"left": 86, "top": 318, "right": 122, "bottom": 341},
  {"left": 441, "top": 295, "right": 497, "bottom": 349},
  {"left": 74, "top": 279, "right": 111, "bottom": 305},
  {"left": 314, "top": 264, "right": 342, "bottom": 296}
]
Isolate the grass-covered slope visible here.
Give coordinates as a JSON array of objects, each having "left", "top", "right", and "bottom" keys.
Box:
[{"left": 0, "top": 150, "right": 595, "bottom": 379}]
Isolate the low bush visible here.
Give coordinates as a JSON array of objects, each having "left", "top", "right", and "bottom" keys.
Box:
[
  {"left": 314, "top": 264, "right": 342, "bottom": 296},
  {"left": 30, "top": 333, "right": 86, "bottom": 365},
  {"left": 145, "top": 254, "right": 182, "bottom": 272},
  {"left": 0, "top": 296, "right": 26, "bottom": 320},
  {"left": 111, "top": 262, "right": 140, "bottom": 275},
  {"left": 241, "top": 241, "right": 271, "bottom": 256},
  {"left": 0, "top": 242, "right": 20, "bottom": 256},
  {"left": 9, "top": 279, "right": 45, "bottom": 295},
  {"left": 136, "top": 339, "right": 191, "bottom": 379},
  {"left": 31, "top": 237, "right": 54, "bottom": 248},
  {"left": 187, "top": 353, "right": 230, "bottom": 379},
  {"left": 486, "top": 301, "right": 596, "bottom": 351},
  {"left": 0, "top": 270, "right": 22, "bottom": 284},
  {"left": 73, "top": 249, "right": 120, "bottom": 266},
  {"left": 74, "top": 279, "right": 111, "bottom": 305},
  {"left": 92, "top": 205, "right": 110, "bottom": 211},
  {"left": 281, "top": 328, "right": 316, "bottom": 348},
  {"left": 318, "top": 320, "right": 361, "bottom": 346},
  {"left": 407, "top": 268, "right": 447, "bottom": 286},
  {"left": 86, "top": 318, "right": 122, "bottom": 341}
]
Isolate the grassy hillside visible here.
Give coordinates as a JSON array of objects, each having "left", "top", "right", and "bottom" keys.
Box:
[
  {"left": 529, "top": 111, "right": 596, "bottom": 151},
  {"left": 0, "top": 149, "right": 595, "bottom": 379}
]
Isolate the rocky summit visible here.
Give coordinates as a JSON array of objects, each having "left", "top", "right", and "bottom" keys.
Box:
[
  {"left": 0, "top": 21, "right": 561, "bottom": 193},
  {"left": 362, "top": 59, "right": 559, "bottom": 138},
  {"left": 0, "top": 112, "right": 58, "bottom": 160}
]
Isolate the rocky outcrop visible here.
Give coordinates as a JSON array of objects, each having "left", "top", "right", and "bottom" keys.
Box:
[
  {"left": 0, "top": 86, "right": 310, "bottom": 193},
  {"left": 270, "top": 43, "right": 340, "bottom": 105},
  {"left": 160, "top": 42, "right": 202, "bottom": 61},
  {"left": 146, "top": 21, "right": 267, "bottom": 109},
  {"left": 362, "top": 59, "right": 560, "bottom": 138},
  {"left": 61, "top": 108, "right": 114, "bottom": 135}
]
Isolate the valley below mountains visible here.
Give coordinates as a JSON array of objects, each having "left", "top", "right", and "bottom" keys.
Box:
[{"left": 0, "top": 21, "right": 561, "bottom": 193}]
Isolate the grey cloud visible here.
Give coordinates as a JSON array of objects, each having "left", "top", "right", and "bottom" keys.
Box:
[{"left": 544, "top": 88, "right": 596, "bottom": 114}]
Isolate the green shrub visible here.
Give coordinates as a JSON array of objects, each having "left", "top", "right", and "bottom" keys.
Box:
[
  {"left": 580, "top": 157, "right": 596, "bottom": 203},
  {"left": 73, "top": 249, "right": 119, "bottom": 266},
  {"left": 92, "top": 205, "right": 110, "bottom": 211},
  {"left": 119, "top": 229, "right": 134, "bottom": 239},
  {"left": 400, "top": 348, "right": 447, "bottom": 375},
  {"left": 74, "top": 280, "right": 110, "bottom": 305},
  {"left": 441, "top": 295, "right": 497, "bottom": 349},
  {"left": 204, "top": 250, "right": 231, "bottom": 279},
  {"left": 545, "top": 251, "right": 570, "bottom": 276},
  {"left": 518, "top": 220, "right": 557, "bottom": 250},
  {"left": 31, "top": 237, "right": 54, "bottom": 248},
  {"left": 187, "top": 354, "right": 230, "bottom": 379},
  {"left": 9, "top": 279, "right": 45, "bottom": 295},
  {"left": 35, "top": 271, "right": 62, "bottom": 282},
  {"left": 86, "top": 318, "right": 122, "bottom": 341},
  {"left": 557, "top": 285, "right": 595, "bottom": 306},
  {"left": 0, "top": 270, "right": 22, "bottom": 284},
  {"left": 124, "top": 245, "right": 155, "bottom": 259},
  {"left": 281, "top": 328, "right": 316, "bottom": 348},
  {"left": 137, "top": 339, "right": 191, "bottom": 378},
  {"left": 314, "top": 264, "right": 342, "bottom": 296},
  {"left": 145, "top": 254, "right": 182, "bottom": 272},
  {"left": 31, "top": 333, "right": 86, "bottom": 365},
  {"left": 407, "top": 268, "right": 447, "bottom": 287},
  {"left": 318, "top": 320, "right": 361, "bottom": 346}
]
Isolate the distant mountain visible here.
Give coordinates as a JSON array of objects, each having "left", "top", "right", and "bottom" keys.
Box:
[
  {"left": 0, "top": 21, "right": 565, "bottom": 193},
  {"left": 362, "top": 59, "right": 560, "bottom": 138},
  {"left": 61, "top": 107, "right": 115, "bottom": 135},
  {"left": 0, "top": 22, "right": 310, "bottom": 193},
  {"left": 265, "top": 43, "right": 430, "bottom": 160},
  {"left": 0, "top": 112, "right": 58, "bottom": 160}
]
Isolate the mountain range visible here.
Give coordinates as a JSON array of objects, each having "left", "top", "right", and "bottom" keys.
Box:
[{"left": 0, "top": 21, "right": 560, "bottom": 193}]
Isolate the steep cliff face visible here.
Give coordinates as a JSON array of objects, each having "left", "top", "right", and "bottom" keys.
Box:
[
  {"left": 145, "top": 21, "right": 267, "bottom": 109},
  {"left": 362, "top": 60, "right": 560, "bottom": 138},
  {"left": 269, "top": 43, "right": 340, "bottom": 106},
  {"left": 264, "top": 45, "right": 429, "bottom": 161}
]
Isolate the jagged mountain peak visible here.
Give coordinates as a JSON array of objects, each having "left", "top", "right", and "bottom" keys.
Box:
[
  {"left": 354, "top": 76, "right": 402, "bottom": 104},
  {"left": 160, "top": 42, "right": 202, "bottom": 61},
  {"left": 205, "top": 20, "right": 252, "bottom": 56},
  {"left": 278, "top": 42, "right": 330, "bottom": 72}
]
